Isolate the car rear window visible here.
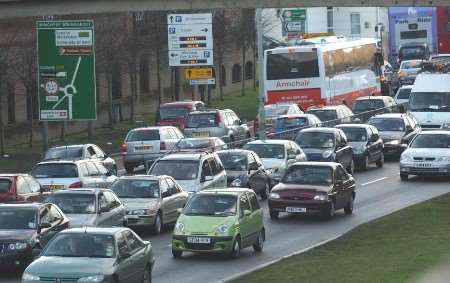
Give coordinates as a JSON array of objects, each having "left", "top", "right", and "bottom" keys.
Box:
[
  {"left": 159, "top": 107, "right": 190, "bottom": 120},
  {"left": 44, "top": 147, "right": 83, "bottom": 160},
  {"left": 31, "top": 164, "right": 79, "bottom": 178},
  {"left": 0, "top": 179, "right": 11, "bottom": 193},
  {"left": 307, "top": 110, "right": 338, "bottom": 122},
  {"left": 126, "top": 130, "right": 160, "bottom": 142},
  {"left": 397, "top": 88, "right": 412, "bottom": 99},
  {"left": 352, "top": 100, "right": 385, "bottom": 111},
  {"left": 186, "top": 113, "right": 218, "bottom": 128}
]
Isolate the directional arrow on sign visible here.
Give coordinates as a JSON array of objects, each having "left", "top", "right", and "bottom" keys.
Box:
[{"left": 201, "top": 28, "right": 208, "bottom": 32}]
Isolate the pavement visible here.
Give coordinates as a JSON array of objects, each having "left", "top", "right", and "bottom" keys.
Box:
[{"left": 2, "top": 161, "right": 450, "bottom": 283}]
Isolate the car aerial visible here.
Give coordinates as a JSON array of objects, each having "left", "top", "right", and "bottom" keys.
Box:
[
  {"left": 31, "top": 160, "right": 117, "bottom": 191},
  {"left": 111, "top": 175, "right": 188, "bottom": 234},
  {"left": 243, "top": 139, "right": 306, "bottom": 185},
  {"left": 400, "top": 131, "right": 450, "bottom": 181},
  {"left": 351, "top": 96, "right": 397, "bottom": 122},
  {"left": 121, "top": 126, "right": 184, "bottom": 174},
  {"left": 335, "top": 124, "right": 384, "bottom": 171},
  {"left": 394, "top": 85, "right": 413, "bottom": 107},
  {"left": 258, "top": 103, "right": 304, "bottom": 130},
  {"left": 397, "top": 59, "right": 423, "bottom": 86},
  {"left": 44, "top": 188, "right": 127, "bottom": 227},
  {"left": 157, "top": 100, "right": 205, "bottom": 130},
  {"left": 0, "top": 174, "right": 47, "bottom": 203},
  {"left": 306, "top": 105, "right": 354, "bottom": 127},
  {"left": 268, "top": 162, "right": 356, "bottom": 219},
  {"left": 268, "top": 113, "right": 321, "bottom": 140},
  {"left": 183, "top": 109, "right": 251, "bottom": 146},
  {"left": 148, "top": 151, "right": 227, "bottom": 193},
  {"left": 172, "top": 188, "right": 264, "bottom": 258},
  {"left": 175, "top": 137, "right": 227, "bottom": 152},
  {"left": 217, "top": 149, "right": 271, "bottom": 199},
  {"left": 368, "top": 113, "right": 421, "bottom": 157},
  {"left": 0, "top": 203, "right": 69, "bottom": 269},
  {"left": 294, "top": 128, "right": 355, "bottom": 173},
  {"left": 22, "top": 227, "right": 155, "bottom": 283},
  {"left": 43, "top": 144, "right": 117, "bottom": 175}
]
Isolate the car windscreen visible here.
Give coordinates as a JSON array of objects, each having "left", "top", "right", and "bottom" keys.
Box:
[
  {"left": 295, "top": 132, "right": 335, "bottom": 148},
  {"left": 111, "top": 179, "right": 160, "bottom": 198},
  {"left": 352, "top": 100, "right": 385, "bottom": 111},
  {"left": 397, "top": 88, "right": 412, "bottom": 100},
  {"left": 399, "top": 46, "right": 425, "bottom": 60},
  {"left": 44, "top": 147, "right": 83, "bottom": 160},
  {"left": 0, "top": 208, "right": 37, "bottom": 230},
  {"left": 307, "top": 110, "right": 338, "bottom": 123},
  {"left": 0, "top": 179, "right": 11, "bottom": 193},
  {"left": 177, "top": 138, "right": 214, "bottom": 150},
  {"left": 31, "top": 164, "right": 78, "bottom": 178},
  {"left": 43, "top": 233, "right": 115, "bottom": 258},
  {"left": 186, "top": 113, "right": 217, "bottom": 128},
  {"left": 243, "top": 144, "right": 285, "bottom": 159},
  {"left": 282, "top": 166, "right": 332, "bottom": 186},
  {"left": 126, "top": 130, "right": 160, "bottom": 142},
  {"left": 273, "top": 117, "right": 308, "bottom": 129},
  {"left": 159, "top": 107, "right": 190, "bottom": 120},
  {"left": 184, "top": 194, "right": 237, "bottom": 216},
  {"left": 264, "top": 105, "right": 290, "bottom": 118},
  {"left": 400, "top": 61, "right": 422, "bottom": 69},
  {"left": 217, "top": 152, "right": 248, "bottom": 171},
  {"left": 45, "top": 194, "right": 96, "bottom": 214},
  {"left": 150, "top": 160, "right": 199, "bottom": 180},
  {"left": 368, "top": 118, "right": 405, "bottom": 132},
  {"left": 338, "top": 127, "right": 367, "bottom": 142},
  {"left": 409, "top": 92, "right": 450, "bottom": 112},
  {"left": 410, "top": 134, "right": 450, "bottom": 149},
  {"left": 266, "top": 51, "right": 320, "bottom": 80}
]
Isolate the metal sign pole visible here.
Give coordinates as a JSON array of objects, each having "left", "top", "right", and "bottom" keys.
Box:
[{"left": 256, "top": 8, "right": 266, "bottom": 140}]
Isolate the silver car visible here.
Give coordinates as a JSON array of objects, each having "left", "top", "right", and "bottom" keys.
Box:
[
  {"left": 183, "top": 109, "right": 251, "bottom": 146},
  {"left": 111, "top": 175, "right": 188, "bottom": 234},
  {"left": 400, "top": 130, "right": 450, "bottom": 181},
  {"left": 44, "top": 188, "right": 127, "bottom": 227}
]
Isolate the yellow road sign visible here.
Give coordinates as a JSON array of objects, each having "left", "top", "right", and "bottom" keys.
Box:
[{"left": 185, "top": 68, "right": 213, "bottom": 80}]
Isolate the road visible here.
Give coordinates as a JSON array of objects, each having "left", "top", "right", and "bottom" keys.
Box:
[{"left": 2, "top": 161, "right": 450, "bottom": 283}]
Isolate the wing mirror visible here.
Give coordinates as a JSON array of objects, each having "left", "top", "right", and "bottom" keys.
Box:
[
  {"left": 288, "top": 154, "right": 297, "bottom": 160},
  {"left": 243, "top": 210, "right": 252, "bottom": 217},
  {"left": 120, "top": 251, "right": 132, "bottom": 259},
  {"left": 39, "top": 222, "right": 52, "bottom": 229},
  {"left": 249, "top": 163, "right": 259, "bottom": 171},
  {"left": 203, "top": 176, "right": 213, "bottom": 182},
  {"left": 99, "top": 206, "right": 110, "bottom": 214}
]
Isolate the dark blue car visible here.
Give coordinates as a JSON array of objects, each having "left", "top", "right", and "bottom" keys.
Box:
[{"left": 268, "top": 114, "right": 322, "bottom": 140}]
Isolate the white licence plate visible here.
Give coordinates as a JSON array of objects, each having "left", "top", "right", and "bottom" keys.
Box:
[
  {"left": 416, "top": 163, "right": 432, "bottom": 168},
  {"left": 187, "top": 237, "right": 211, "bottom": 244},
  {"left": 286, "top": 207, "right": 306, "bottom": 213},
  {"left": 135, "top": 145, "right": 152, "bottom": 151}
]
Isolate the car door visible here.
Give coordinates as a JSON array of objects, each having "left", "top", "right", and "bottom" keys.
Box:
[
  {"left": 39, "top": 204, "right": 65, "bottom": 246},
  {"left": 104, "top": 191, "right": 125, "bottom": 226},
  {"left": 365, "top": 128, "right": 378, "bottom": 163},
  {"left": 84, "top": 161, "right": 103, "bottom": 187},
  {"left": 97, "top": 192, "right": 112, "bottom": 226},
  {"left": 211, "top": 155, "right": 227, "bottom": 188},
  {"left": 333, "top": 166, "right": 349, "bottom": 209},
  {"left": 115, "top": 232, "right": 136, "bottom": 283},
  {"left": 238, "top": 194, "right": 253, "bottom": 248},
  {"left": 95, "top": 162, "right": 116, "bottom": 187},
  {"left": 123, "top": 230, "right": 148, "bottom": 281},
  {"left": 159, "top": 179, "right": 173, "bottom": 223},
  {"left": 24, "top": 175, "right": 48, "bottom": 202},
  {"left": 16, "top": 176, "right": 38, "bottom": 202},
  {"left": 166, "top": 178, "right": 186, "bottom": 220},
  {"left": 338, "top": 165, "right": 355, "bottom": 207},
  {"left": 247, "top": 152, "right": 266, "bottom": 193},
  {"left": 199, "top": 158, "right": 214, "bottom": 190},
  {"left": 247, "top": 192, "right": 263, "bottom": 242},
  {"left": 334, "top": 132, "right": 350, "bottom": 168}
]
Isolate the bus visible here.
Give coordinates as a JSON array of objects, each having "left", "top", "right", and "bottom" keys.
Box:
[
  {"left": 436, "top": 7, "right": 450, "bottom": 54},
  {"left": 264, "top": 37, "right": 382, "bottom": 109}
]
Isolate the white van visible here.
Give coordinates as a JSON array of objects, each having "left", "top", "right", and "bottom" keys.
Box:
[{"left": 409, "top": 73, "right": 450, "bottom": 130}]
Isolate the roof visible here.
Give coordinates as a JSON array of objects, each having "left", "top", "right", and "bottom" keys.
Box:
[
  {"left": 61, "top": 226, "right": 126, "bottom": 235},
  {"left": 160, "top": 101, "right": 202, "bottom": 107},
  {"left": 308, "top": 105, "right": 344, "bottom": 111},
  {"left": 417, "top": 130, "right": 450, "bottom": 135},
  {"left": 369, "top": 113, "right": 406, "bottom": 119},
  {"left": 0, "top": 203, "right": 42, "bottom": 209},
  {"left": 245, "top": 139, "right": 292, "bottom": 145},
  {"left": 289, "top": 161, "right": 341, "bottom": 168},
  {"left": 354, "top": 96, "right": 389, "bottom": 101},
  {"left": 0, "top": 173, "right": 27, "bottom": 178},
  {"left": 336, "top": 123, "right": 372, "bottom": 129},
  {"left": 36, "top": 160, "right": 80, "bottom": 165},
  {"left": 158, "top": 152, "right": 208, "bottom": 161},
  {"left": 118, "top": 175, "right": 162, "bottom": 181},
  {"left": 267, "top": 38, "right": 377, "bottom": 53},
  {"left": 48, "top": 144, "right": 87, "bottom": 149},
  {"left": 129, "top": 126, "right": 174, "bottom": 131},
  {"left": 300, "top": 127, "right": 339, "bottom": 134},
  {"left": 197, "top": 187, "right": 253, "bottom": 196},
  {"left": 216, "top": 149, "right": 253, "bottom": 155},
  {"left": 50, "top": 188, "right": 108, "bottom": 195},
  {"left": 412, "top": 73, "right": 450, "bottom": 92},
  {"left": 274, "top": 114, "right": 314, "bottom": 119}
]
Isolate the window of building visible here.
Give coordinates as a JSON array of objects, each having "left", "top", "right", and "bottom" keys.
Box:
[
  {"left": 7, "top": 82, "right": 15, "bottom": 124},
  {"left": 221, "top": 65, "right": 227, "bottom": 86},
  {"left": 327, "top": 7, "right": 334, "bottom": 33},
  {"left": 350, "top": 13, "right": 361, "bottom": 35},
  {"left": 232, "top": 64, "right": 242, "bottom": 83},
  {"left": 139, "top": 57, "right": 150, "bottom": 93},
  {"left": 245, "top": 61, "right": 254, "bottom": 80}
]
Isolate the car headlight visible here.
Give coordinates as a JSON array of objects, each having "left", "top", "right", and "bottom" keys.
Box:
[
  {"left": 385, "top": 139, "right": 400, "bottom": 145},
  {"left": 436, "top": 156, "right": 450, "bottom": 162},
  {"left": 313, "top": 194, "right": 328, "bottom": 201},
  {"left": 353, "top": 145, "right": 366, "bottom": 154},
  {"left": 230, "top": 178, "right": 243, "bottom": 187},
  {"left": 269, "top": 192, "right": 280, "bottom": 199},
  {"left": 322, "top": 150, "right": 334, "bottom": 159},
  {"left": 8, "top": 242, "right": 28, "bottom": 250},
  {"left": 77, "top": 275, "right": 104, "bottom": 283},
  {"left": 400, "top": 154, "right": 412, "bottom": 162},
  {"left": 175, "top": 222, "right": 185, "bottom": 233},
  {"left": 22, "top": 272, "right": 40, "bottom": 282},
  {"left": 216, "top": 224, "right": 229, "bottom": 234}
]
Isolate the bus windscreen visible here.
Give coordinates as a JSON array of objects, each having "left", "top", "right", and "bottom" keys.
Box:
[{"left": 267, "top": 52, "right": 319, "bottom": 80}]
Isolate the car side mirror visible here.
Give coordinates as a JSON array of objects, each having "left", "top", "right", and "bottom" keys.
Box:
[
  {"left": 120, "top": 251, "right": 132, "bottom": 259},
  {"left": 335, "top": 180, "right": 344, "bottom": 187},
  {"left": 243, "top": 210, "right": 252, "bottom": 217},
  {"left": 99, "top": 206, "right": 110, "bottom": 214},
  {"left": 406, "top": 126, "right": 413, "bottom": 133},
  {"left": 106, "top": 171, "right": 112, "bottom": 177},
  {"left": 249, "top": 163, "right": 259, "bottom": 171},
  {"left": 203, "top": 176, "right": 213, "bottom": 182},
  {"left": 288, "top": 154, "right": 297, "bottom": 160},
  {"left": 162, "top": 191, "right": 171, "bottom": 198},
  {"left": 39, "top": 222, "right": 52, "bottom": 229}
]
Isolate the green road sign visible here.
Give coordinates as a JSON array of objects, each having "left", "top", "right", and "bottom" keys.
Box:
[
  {"left": 37, "top": 20, "right": 96, "bottom": 121},
  {"left": 282, "top": 9, "right": 307, "bottom": 21}
]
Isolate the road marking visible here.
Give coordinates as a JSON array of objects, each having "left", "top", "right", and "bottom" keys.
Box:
[{"left": 361, "top": 177, "right": 389, "bottom": 186}]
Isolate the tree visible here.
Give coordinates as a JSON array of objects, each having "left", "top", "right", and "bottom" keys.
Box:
[
  {"left": 236, "top": 9, "right": 256, "bottom": 96},
  {"left": 213, "top": 10, "right": 232, "bottom": 101}
]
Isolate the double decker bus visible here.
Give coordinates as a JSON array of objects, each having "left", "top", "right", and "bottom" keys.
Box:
[
  {"left": 264, "top": 37, "right": 382, "bottom": 109},
  {"left": 437, "top": 7, "right": 450, "bottom": 54}
]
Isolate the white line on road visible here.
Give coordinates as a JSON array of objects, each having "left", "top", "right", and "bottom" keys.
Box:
[{"left": 361, "top": 177, "right": 389, "bottom": 186}]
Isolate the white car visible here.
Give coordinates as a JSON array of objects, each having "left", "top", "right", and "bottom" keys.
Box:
[
  {"left": 148, "top": 152, "right": 227, "bottom": 193},
  {"left": 243, "top": 139, "right": 307, "bottom": 184},
  {"left": 394, "top": 85, "right": 413, "bottom": 106},
  {"left": 400, "top": 131, "right": 450, "bottom": 181},
  {"left": 31, "top": 160, "right": 117, "bottom": 191}
]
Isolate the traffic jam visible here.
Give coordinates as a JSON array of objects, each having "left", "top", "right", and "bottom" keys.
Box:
[{"left": 1, "top": 31, "right": 450, "bottom": 283}]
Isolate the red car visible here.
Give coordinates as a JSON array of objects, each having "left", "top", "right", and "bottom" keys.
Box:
[
  {"left": 157, "top": 101, "right": 205, "bottom": 130},
  {"left": 0, "top": 174, "right": 48, "bottom": 203}
]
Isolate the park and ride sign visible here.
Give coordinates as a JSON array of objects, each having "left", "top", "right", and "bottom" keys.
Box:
[{"left": 37, "top": 20, "right": 97, "bottom": 121}]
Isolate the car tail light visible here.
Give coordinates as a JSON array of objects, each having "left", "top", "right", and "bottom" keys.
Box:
[
  {"left": 120, "top": 143, "right": 127, "bottom": 153},
  {"left": 69, "top": 181, "right": 82, "bottom": 188},
  {"left": 160, "top": 141, "right": 166, "bottom": 151}
]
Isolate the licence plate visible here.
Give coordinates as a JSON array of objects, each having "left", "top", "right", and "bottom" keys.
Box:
[
  {"left": 187, "top": 237, "right": 211, "bottom": 244},
  {"left": 286, "top": 207, "right": 306, "bottom": 213},
  {"left": 416, "top": 163, "right": 432, "bottom": 168},
  {"left": 192, "top": 131, "right": 209, "bottom": 137},
  {"left": 135, "top": 145, "right": 152, "bottom": 151}
]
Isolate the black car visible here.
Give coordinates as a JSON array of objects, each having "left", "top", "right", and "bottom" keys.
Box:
[
  {"left": 351, "top": 96, "right": 397, "bottom": 122},
  {"left": 336, "top": 124, "right": 384, "bottom": 171},
  {"left": 368, "top": 113, "right": 421, "bottom": 157},
  {"left": 217, "top": 149, "right": 272, "bottom": 199},
  {"left": 294, "top": 128, "right": 354, "bottom": 174},
  {"left": 0, "top": 203, "right": 69, "bottom": 268}
]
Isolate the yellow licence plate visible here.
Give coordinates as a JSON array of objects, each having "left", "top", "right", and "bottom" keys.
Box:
[{"left": 192, "top": 131, "right": 209, "bottom": 137}]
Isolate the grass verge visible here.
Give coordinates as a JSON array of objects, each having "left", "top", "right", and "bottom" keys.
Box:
[{"left": 233, "top": 193, "right": 450, "bottom": 283}]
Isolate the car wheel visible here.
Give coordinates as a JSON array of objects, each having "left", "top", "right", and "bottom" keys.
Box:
[
  {"left": 152, "top": 212, "right": 162, "bottom": 234},
  {"left": 347, "top": 160, "right": 355, "bottom": 175},
  {"left": 125, "top": 164, "right": 134, "bottom": 174},
  {"left": 269, "top": 210, "right": 279, "bottom": 220},
  {"left": 230, "top": 237, "right": 241, "bottom": 259},
  {"left": 172, "top": 248, "right": 183, "bottom": 258},
  {"left": 324, "top": 201, "right": 335, "bottom": 220},
  {"left": 360, "top": 156, "right": 369, "bottom": 171},
  {"left": 142, "top": 264, "right": 152, "bottom": 283},
  {"left": 400, "top": 173, "right": 409, "bottom": 181},
  {"left": 253, "top": 230, "right": 265, "bottom": 252},
  {"left": 260, "top": 183, "right": 270, "bottom": 200},
  {"left": 344, "top": 195, "right": 354, "bottom": 215},
  {"left": 376, "top": 153, "right": 384, "bottom": 168}
]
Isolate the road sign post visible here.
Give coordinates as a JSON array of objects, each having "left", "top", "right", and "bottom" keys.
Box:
[{"left": 37, "top": 20, "right": 97, "bottom": 121}]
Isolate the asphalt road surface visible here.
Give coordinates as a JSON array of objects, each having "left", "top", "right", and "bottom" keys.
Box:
[{"left": 2, "top": 161, "right": 450, "bottom": 283}]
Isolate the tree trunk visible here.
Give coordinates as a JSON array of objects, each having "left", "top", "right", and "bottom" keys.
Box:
[
  {"left": 156, "top": 46, "right": 162, "bottom": 123},
  {"left": 88, "top": 121, "right": 94, "bottom": 142},
  {"left": 60, "top": 122, "right": 66, "bottom": 142},
  {"left": 241, "top": 42, "right": 246, "bottom": 96},
  {"left": 129, "top": 61, "right": 136, "bottom": 122},
  {"left": 174, "top": 67, "right": 180, "bottom": 101},
  {"left": 207, "top": 85, "right": 212, "bottom": 106},
  {"left": 253, "top": 41, "right": 257, "bottom": 91},
  {"left": 218, "top": 54, "right": 224, "bottom": 101},
  {"left": 107, "top": 72, "right": 113, "bottom": 129},
  {"left": 27, "top": 86, "right": 34, "bottom": 148},
  {"left": 0, "top": 80, "right": 4, "bottom": 156},
  {"left": 199, "top": 85, "right": 205, "bottom": 102}
]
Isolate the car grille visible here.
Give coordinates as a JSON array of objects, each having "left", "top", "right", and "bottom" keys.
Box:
[
  {"left": 282, "top": 195, "right": 313, "bottom": 201},
  {"left": 306, "top": 153, "right": 323, "bottom": 161},
  {"left": 413, "top": 157, "right": 436, "bottom": 161},
  {"left": 185, "top": 243, "right": 214, "bottom": 250},
  {"left": 39, "top": 277, "right": 80, "bottom": 283},
  {"left": 410, "top": 168, "right": 441, "bottom": 173}
]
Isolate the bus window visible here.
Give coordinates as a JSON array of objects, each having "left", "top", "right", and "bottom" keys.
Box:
[{"left": 266, "top": 52, "right": 319, "bottom": 80}]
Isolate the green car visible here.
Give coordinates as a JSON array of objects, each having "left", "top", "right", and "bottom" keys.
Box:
[{"left": 172, "top": 188, "right": 265, "bottom": 258}]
